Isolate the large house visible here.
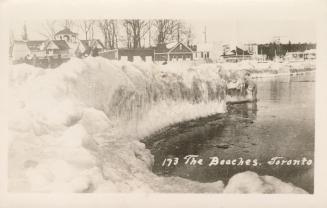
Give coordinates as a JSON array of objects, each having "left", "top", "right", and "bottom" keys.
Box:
[
  {"left": 154, "top": 42, "right": 195, "bottom": 62},
  {"left": 54, "top": 28, "right": 78, "bottom": 43}
]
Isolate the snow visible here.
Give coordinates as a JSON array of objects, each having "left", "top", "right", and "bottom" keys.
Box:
[
  {"left": 224, "top": 171, "right": 307, "bottom": 194},
  {"left": 8, "top": 57, "right": 307, "bottom": 193}
]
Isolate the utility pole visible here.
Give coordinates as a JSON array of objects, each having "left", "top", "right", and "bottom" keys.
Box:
[{"left": 203, "top": 26, "right": 207, "bottom": 43}]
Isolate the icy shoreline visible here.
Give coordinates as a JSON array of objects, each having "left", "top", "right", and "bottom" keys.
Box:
[{"left": 8, "top": 58, "right": 308, "bottom": 193}]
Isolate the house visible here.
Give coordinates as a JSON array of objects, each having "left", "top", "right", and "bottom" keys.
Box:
[
  {"left": 26, "top": 40, "right": 46, "bottom": 58},
  {"left": 54, "top": 28, "right": 78, "bottom": 43},
  {"left": 118, "top": 48, "right": 154, "bottom": 62},
  {"left": 193, "top": 42, "right": 226, "bottom": 61},
  {"left": 154, "top": 42, "right": 194, "bottom": 62},
  {"left": 11, "top": 41, "right": 30, "bottom": 62},
  {"left": 284, "top": 49, "right": 316, "bottom": 62},
  {"left": 42, "top": 40, "right": 70, "bottom": 59},
  {"left": 76, "top": 39, "right": 106, "bottom": 57},
  {"left": 221, "top": 46, "right": 254, "bottom": 62},
  {"left": 11, "top": 40, "right": 46, "bottom": 62},
  {"left": 193, "top": 43, "right": 210, "bottom": 60}
]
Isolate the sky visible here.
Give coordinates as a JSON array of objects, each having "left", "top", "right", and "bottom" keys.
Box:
[
  {"left": 190, "top": 18, "right": 316, "bottom": 45},
  {"left": 10, "top": 18, "right": 316, "bottom": 46},
  {"left": 7, "top": 0, "right": 318, "bottom": 46}
]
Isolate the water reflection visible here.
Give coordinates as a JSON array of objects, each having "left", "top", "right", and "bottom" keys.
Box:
[{"left": 143, "top": 73, "right": 314, "bottom": 193}]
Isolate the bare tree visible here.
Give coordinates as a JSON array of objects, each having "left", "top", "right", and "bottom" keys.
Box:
[
  {"left": 39, "top": 20, "right": 58, "bottom": 39},
  {"left": 153, "top": 19, "right": 179, "bottom": 46},
  {"left": 123, "top": 21, "right": 132, "bottom": 48},
  {"left": 79, "top": 20, "right": 95, "bottom": 40},
  {"left": 174, "top": 20, "right": 192, "bottom": 43},
  {"left": 98, "top": 19, "right": 118, "bottom": 49},
  {"left": 183, "top": 24, "right": 195, "bottom": 45},
  {"left": 123, "top": 19, "right": 151, "bottom": 48}
]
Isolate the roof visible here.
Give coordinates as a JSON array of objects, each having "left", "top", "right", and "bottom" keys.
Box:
[
  {"left": 304, "top": 49, "right": 316, "bottom": 53},
  {"left": 168, "top": 42, "right": 193, "bottom": 53},
  {"left": 80, "top": 40, "right": 89, "bottom": 49},
  {"left": 52, "top": 40, "right": 70, "bottom": 50},
  {"left": 55, "top": 28, "right": 77, "bottom": 36},
  {"left": 94, "top": 39, "right": 105, "bottom": 49},
  {"left": 80, "top": 39, "right": 105, "bottom": 50},
  {"left": 229, "top": 47, "right": 251, "bottom": 55},
  {"left": 155, "top": 42, "right": 193, "bottom": 53},
  {"left": 166, "top": 42, "right": 178, "bottom": 49},
  {"left": 43, "top": 40, "right": 70, "bottom": 50},
  {"left": 26, "top": 40, "right": 44, "bottom": 51}
]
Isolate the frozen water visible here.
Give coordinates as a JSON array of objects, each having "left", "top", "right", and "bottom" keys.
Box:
[{"left": 8, "top": 57, "right": 307, "bottom": 193}]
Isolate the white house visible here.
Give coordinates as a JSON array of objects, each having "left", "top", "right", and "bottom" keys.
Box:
[
  {"left": 11, "top": 41, "right": 30, "bottom": 61},
  {"left": 194, "top": 42, "right": 224, "bottom": 61}
]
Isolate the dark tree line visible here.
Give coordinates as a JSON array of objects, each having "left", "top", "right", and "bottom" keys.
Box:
[{"left": 258, "top": 42, "right": 316, "bottom": 60}]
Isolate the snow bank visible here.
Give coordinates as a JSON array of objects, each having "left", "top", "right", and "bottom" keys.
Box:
[
  {"left": 224, "top": 171, "right": 307, "bottom": 194},
  {"left": 8, "top": 57, "right": 306, "bottom": 193}
]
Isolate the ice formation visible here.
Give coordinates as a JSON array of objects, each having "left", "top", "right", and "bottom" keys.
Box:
[{"left": 8, "top": 57, "right": 306, "bottom": 193}]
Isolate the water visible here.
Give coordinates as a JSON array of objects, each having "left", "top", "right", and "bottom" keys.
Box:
[{"left": 143, "top": 72, "right": 315, "bottom": 193}]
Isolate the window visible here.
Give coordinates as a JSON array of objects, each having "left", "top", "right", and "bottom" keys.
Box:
[{"left": 179, "top": 44, "right": 182, "bottom": 50}]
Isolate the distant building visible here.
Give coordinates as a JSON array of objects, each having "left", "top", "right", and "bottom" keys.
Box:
[
  {"left": 118, "top": 48, "right": 154, "bottom": 62},
  {"left": 54, "top": 28, "right": 78, "bottom": 43},
  {"left": 221, "top": 46, "right": 253, "bottom": 62},
  {"left": 242, "top": 43, "right": 258, "bottom": 55},
  {"left": 42, "top": 40, "right": 70, "bottom": 59},
  {"left": 284, "top": 49, "right": 316, "bottom": 62},
  {"left": 154, "top": 42, "right": 194, "bottom": 62},
  {"left": 76, "top": 39, "right": 106, "bottom": 57},
  {"left": 11, "top": 41, "right": 30, "bottom": 62},
  {"left": 11, "top": 40, "right": 47, "bottom": 62},
  {"left": 27, "top": 41, "right": 46, "bottom": 57},
  {"left": 221, "top": 43, "right": 267, "bottom": 62},
  {"left": 194, "top": 43, "right": 210, "bottom": 60},
  {"left": 194, "top": 42, "right": 225, "bottom": 61}
]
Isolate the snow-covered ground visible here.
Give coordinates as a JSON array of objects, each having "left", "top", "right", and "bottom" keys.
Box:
[{"left": 8, "top": 57, "right": 307, "bottom": 193}]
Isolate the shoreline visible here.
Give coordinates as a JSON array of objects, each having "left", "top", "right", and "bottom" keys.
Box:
[{"left": 251, "top": 68, "right": 315, "bottom": 79}]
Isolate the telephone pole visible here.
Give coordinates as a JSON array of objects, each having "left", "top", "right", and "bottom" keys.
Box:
[{"left": 203, "top": 26, "right": 207, "bottom": 43}]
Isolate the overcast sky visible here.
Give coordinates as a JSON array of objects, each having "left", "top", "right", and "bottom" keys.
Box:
[
  {"left": 7, "top": 0, "right": 318, "bottom": 45},
  {"left": 10, "top": 18, "right": 316, "bottom": 46}
]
